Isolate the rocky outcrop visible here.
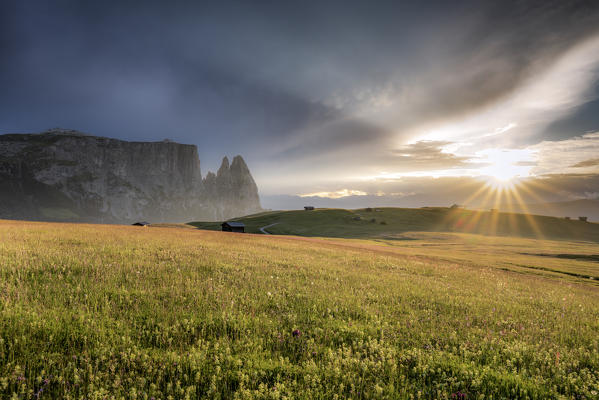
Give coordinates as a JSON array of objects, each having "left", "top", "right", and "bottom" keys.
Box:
[
  {"left": 201, "top": 156, "right": 262, "bottom": 220},
  {"left": 0, "top": 129, "right": 262, "bottom": 223}
]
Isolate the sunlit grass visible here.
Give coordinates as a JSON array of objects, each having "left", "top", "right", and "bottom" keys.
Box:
[
  {"left": 193, "top": 206, "right": 599, "bottom": 244},
  {"left": 0, "top": 220, "right": 598, "bottom": 398}
]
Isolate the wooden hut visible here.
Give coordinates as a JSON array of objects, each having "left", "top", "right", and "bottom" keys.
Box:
[
  {"left": 221, "top": 221, "right": 245, "bottom": 233},
  {"left": 132, "top": 221, "right": 150, "bottom": 226}
]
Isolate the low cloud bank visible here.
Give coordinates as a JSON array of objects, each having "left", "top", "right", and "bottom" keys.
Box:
[{"left": 263, "top": 174, "right": 599, "bottom": 211}]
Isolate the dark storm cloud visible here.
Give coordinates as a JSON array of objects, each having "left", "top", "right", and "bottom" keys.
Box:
[
  {"left": 270, "top": 118, "right": 389, "bottom": 162},
  {"left": 1, "top": 0, "right": 599, "bottom": 183}
]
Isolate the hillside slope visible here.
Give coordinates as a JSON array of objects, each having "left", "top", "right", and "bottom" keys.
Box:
[
  {"left": 190, "top": 207, "right": 599, "bottom": 242},
  {"left": 499, "top": 199, "right": 599, "bottom": 222},
  {"left": 1, "top": 219, "right": 598, "bottom": 398}
]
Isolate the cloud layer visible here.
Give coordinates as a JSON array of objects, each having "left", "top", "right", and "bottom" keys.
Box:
[{"left": 1, "top": 0, "right": 599, "bottom": 198}]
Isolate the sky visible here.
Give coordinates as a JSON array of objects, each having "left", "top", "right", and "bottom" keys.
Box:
[{"left": 1, "top": 0, "right": 599, "bottom": 209}]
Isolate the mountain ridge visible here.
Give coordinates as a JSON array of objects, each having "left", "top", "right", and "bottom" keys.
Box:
[{"left": 0, "top": 129, "right": 261, "bottom": 223}]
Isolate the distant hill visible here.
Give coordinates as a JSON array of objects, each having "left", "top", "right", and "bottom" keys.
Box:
[
  {"left": 190, "top": 207, "right": 599, "bottom": 242},
  {"left": 498, "top": 199, "right": 599, "bottom": 222},
  {"left": 0, "top": 129, "right": 261, "bottom": 223}
]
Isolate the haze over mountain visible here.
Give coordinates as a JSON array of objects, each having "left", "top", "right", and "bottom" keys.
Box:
[{"left": 0, "top": 129, "right": 261, "bottom": 223}]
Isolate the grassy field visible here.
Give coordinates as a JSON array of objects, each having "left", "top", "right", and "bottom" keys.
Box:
[
  {"left": 190, "top": 207, "right": 599, "bottom": 243},
  {"left": 1, "top": 219, "right": 599, "bottom": 399}
]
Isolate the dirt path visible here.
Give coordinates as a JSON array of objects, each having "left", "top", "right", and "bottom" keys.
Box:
[{"left": 259, "top": 222, "right": 280, "bottom": 234}]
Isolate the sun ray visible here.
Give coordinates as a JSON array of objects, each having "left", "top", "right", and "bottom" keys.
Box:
[
  {"left": 461, "top": 183, "right": 501, "bottom": 234},
  {"left": 444, "top": 181, "right": 498, "bottom": 233},
  {"left": 504, "top": 187, "right": 520, "bottom": 235},
  {"left": 511, "top": 178, "right": 571, "bottom": 240},
  {"left": 508, "top": 184, "right": 545, "bottom": 239},
  {"left": 478, "top": 182, "right": 499, "bottom": 210},
  {"left": 462, "top": 180, "right": 494, "bottom": 207},
  {"left": 488, "top": 185, "right": 504, "bottom": 236},
  {"left": 439, "top": 178, "right": 491, "bottom": 231},
  {"left": 517, "top": 179, "right": 553, "bottom": 205},
  {"left": 438, "top": 171, "right": 572, "bottom": 241}
]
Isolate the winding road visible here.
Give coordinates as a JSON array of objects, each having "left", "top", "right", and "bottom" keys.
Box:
[{"left": 259, "top": 222, "right": 280, "bottom": 234}]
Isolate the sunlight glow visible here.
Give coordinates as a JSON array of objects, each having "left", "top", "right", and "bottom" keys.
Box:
[
  {"left": 477, "top": 148, "right": 535, "bottom": 182},
  {"left": 408, "top": 36, "right": 599, "bottom": 149},
  {"left": 436, "top": 174, "right": 546, "bottom": 240},
  {"left": 362, "top": 147, "right": 536, "bottom": 182},
  {"left": 299, "top": 189, "right": 368, "bottom": 199},
  {"left": 485, "top": 176, "right": 516, "bottom": 190}
]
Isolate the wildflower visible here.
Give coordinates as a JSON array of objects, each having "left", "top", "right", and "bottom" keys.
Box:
[
  {"left": 292, "top": 329, "right": 302, "bottom": 337},
  {"left": 34, "top": 378, "right": 50, "bottom": 398}
]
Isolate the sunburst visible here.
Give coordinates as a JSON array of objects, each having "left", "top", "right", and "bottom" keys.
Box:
[{"left": 441, "top": 175, "right": 547, "bottom": 239}]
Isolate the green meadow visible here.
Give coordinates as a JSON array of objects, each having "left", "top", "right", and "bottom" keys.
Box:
[
  {"left": 190, "top": 207, "right": 599, "bottom": 242},
  {"left": 191, "top": 207, "right": 599, "bottom": 284},
  {"left": 1, "top": 216, "right": 598, "bottom": 399}
]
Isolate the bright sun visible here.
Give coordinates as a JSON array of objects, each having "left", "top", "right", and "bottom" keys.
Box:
[
  {"left": 477, "top": 148, "right": 534, "bottom": 185},
  {"left": 484, "top": 167, "right": 517, "bottom": 182},
  {"left": 485, "top": 175, "right": 516, "bottom": 191}
]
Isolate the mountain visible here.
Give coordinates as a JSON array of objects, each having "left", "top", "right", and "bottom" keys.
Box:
[
  {"left": 0, "top": 129, "right": 261, "bottom": 223},
  {"left": 498, "top": 199, "right": 599, "bottom": 222}
]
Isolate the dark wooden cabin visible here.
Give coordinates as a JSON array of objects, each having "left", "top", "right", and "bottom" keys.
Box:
[
  {"left": 222, "top": 221, "right": 245, "bottom": 233},
  {"left": 132, "top": 221, "right": 150, "bottom": 226}
]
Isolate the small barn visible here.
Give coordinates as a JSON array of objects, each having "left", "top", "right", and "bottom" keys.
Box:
[
  {"left": 304, "top": 206, "right": 315, "bottom": 211},
  {"left": 579, "top": 216, "right": 588, "bottom": 222},
  {"left": 132, "top": 221, "right": 150, "bottom": 226},
  {"left": 222, "top": 221, "right": 245, "bottom": 233}
]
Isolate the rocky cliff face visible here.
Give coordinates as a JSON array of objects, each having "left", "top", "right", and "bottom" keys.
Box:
[
  {"left": 0, "top": 129, "right": 261, "bottom": 223},
  {"left": 202, "top": 156, "right": 263, "bottom": 221}
]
